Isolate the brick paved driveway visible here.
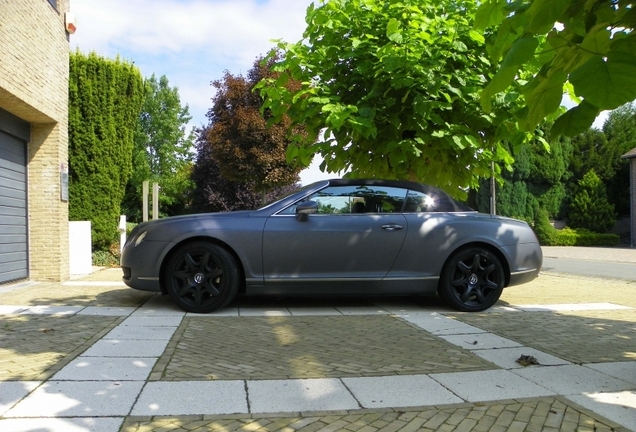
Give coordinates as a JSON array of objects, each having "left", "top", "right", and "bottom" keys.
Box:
[{"left": 0, "top": 269, "right": 634, "bottom": 431}]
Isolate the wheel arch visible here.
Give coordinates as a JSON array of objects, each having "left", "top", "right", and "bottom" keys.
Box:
[
  {"left": 441, "top": 241, "right": 511, "bottom": 288},
  {"left": 159, "top": 236, "right": 247, "bottom": 295}
]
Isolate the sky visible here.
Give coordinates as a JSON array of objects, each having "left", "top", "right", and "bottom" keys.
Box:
[
  {"left": 69, "top": 0, "right": 333, "bottom": 184},
  {"left": 69, "top": 0, "right": 607, "bottom": 185}
]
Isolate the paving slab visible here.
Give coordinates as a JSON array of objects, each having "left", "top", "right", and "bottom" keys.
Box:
[
  {"left": 120, "top": 315, "right": 184, "bottom": 327},
  {"left": 131, "top": 381, "right": 248, "bottom": 416},
  {"left": 516, "top": 303, "right": 633, "bottom": 312},
  {"left": 440, "top": 332, "right": 523, "bottom": 350},
  {"left": 18, "top": 305, "right": 84, "bottom": 315},
  {"left": 401, "top": 313, "right": 486, "bottom": 335},
  {"left": 81, "top": 339, "right": 169, "bottom": 357},
  {"left": 0, "top": 417, "right": 124, "bottom": 432},
  {"left": 472, "top": 346, "right": 572, "bottom": 369},
  {"left": 0, "top": 382, "right": 39, "bottom": 415},
  {"left": 103, "top": 325, "right": 177, "bottom": 340},
  {"left": 77, "top": 306, "right": 136, "bottom": 316},
  {"left": 4, "top": 381, "right": 145, "bottom": 417},
  {"left": 52, "top": 357, "right": 157, "bottom": 381},
  {"left": 0, "top": 305, "right": 28, "bottom": 314},
  {"left": 247, "top": 378, "right": 360, "bottom": 413},
  {"left": 584, "top": 361, "right": 636, "bottom": 383},
  {"left": 187, "top": 307, "right": 239, "bottom": 317},
  {"left": 341, "top": 374, "right": 462, "bottom": 408},
  {"left": 334, "top": 306, "right": 390, "bottom": 315},
  {"left": 287, "top": 307, "right": 343, "bottom": 316},
  {"left": 431, "top": 369, "right": 555, "bottom": 402},
  {"left": 238, "top": 308, "right": 292, "bottom": 317},
  {"left": 131, "top": 296, "right": 185, "bottom": 316},
  {"left": 566, "top": 390, "right": 636, "bottom": 431},
  {"left": 513, "top": 364, "right": 636, "bottom": 395}
]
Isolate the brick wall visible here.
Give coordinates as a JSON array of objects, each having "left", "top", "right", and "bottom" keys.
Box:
[{"left": 0, "top": 0, "right": 71, "bottom": 281}]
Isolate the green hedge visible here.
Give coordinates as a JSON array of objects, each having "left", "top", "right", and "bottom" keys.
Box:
[{"left": 533, "top": 207, "right": 619, "bottom": 246}]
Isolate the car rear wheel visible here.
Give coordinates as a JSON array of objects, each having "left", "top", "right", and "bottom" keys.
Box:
[
  {"left": 439, "top": 247, "right": 505, "bottom": 312},
  {"left": 163, "top": 241, "right": 239, "bottom": 313}
]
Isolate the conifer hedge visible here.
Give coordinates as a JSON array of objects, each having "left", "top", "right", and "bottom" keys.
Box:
[{"left": 68, "top": 51, "right": 144, "bottom": 250}]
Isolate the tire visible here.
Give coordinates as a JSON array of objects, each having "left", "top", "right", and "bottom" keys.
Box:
[
  {"left": 438, "top": 247, "right": 505, "bottom": 312},
  {"left": 163, "top": 241, "right": 239, "bottom": 313}
]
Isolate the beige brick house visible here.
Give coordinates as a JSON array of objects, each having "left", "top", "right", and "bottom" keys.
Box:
[{"left": 0, "top": 0, "right": 71, "bottom": 283}]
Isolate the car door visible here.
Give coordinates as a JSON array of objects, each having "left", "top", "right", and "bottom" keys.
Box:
[{"left": 262, "top": 185, "right": 408, "bottom": 282}]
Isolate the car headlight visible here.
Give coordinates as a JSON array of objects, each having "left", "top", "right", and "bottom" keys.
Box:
[{"left": 134, "top": 231, "right": 147, "bottom": 247}]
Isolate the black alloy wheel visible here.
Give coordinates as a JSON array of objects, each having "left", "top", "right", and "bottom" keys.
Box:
[
  {"left": 439, "top": 247, "right": 505, "bottom": 312},
  {"left": 163, "top": 241, "right": 239, "bottom": 313}
]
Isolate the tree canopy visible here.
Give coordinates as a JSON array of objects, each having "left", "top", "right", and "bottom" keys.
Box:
[
  {"left": 205, "top": 55, "right": 305, "bottom": 198},
  {"left": 258, "top": 0, "right": 526, "bottom": 198},
  {"left": 121, "top": 74, "right": 195, "bottom": 221},
  {"left": 476, "top": 0, "right": 636, "bottom": 136}
]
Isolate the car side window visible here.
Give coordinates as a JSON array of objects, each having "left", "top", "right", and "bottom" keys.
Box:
[
  {"left": 403, "top": 191, "right": 437, "bottom": 212},
  {"left": 282, "top": 185, "right": 408, "bottom": 214}
]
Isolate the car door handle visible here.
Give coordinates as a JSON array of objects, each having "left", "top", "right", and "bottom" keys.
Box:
[{"left": 381, "top": 224, "right": 404, "bottom": 231}]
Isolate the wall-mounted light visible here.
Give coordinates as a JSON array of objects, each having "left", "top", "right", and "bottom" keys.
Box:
[{"left": 65, "top": 13, "right": 77, "bottom": 34}]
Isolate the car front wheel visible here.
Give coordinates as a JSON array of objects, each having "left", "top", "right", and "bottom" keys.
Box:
[
  {"left": 439, "top": 247, "right": 505, "bottom": 312},
  {"left": 163, "top": 241, "right": 239, "bottom": 313}
]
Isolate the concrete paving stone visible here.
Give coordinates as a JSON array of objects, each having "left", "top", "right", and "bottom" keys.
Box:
[
  {"left": 120, "top": 316, "right": 184, "bottom": 327},
  {"left": 104, "top": 325, "right": 177, "bottom": 340},
  {"left": 81, "top": 339, "right": 170, "bottom": 358},
  {"left": 52, "top": 357, "right": 157, "bottom": 381},
  {"left": 584, "top": 362, "right": 636, "bottom": 384},
  {"left": 0, "top": 381, "right": 39, "bottom": 415},
  {"left": 473, "top": 347, "right": 572, "bottom": 369},
  {"left": 516, "top": 303, "right": 632, "bottom": 312},
  {"left": 132, "top": 296, "right": 186, "bottom": 316},
  {"left": 4, "top": 381, "right": 145, "bottom": 417},
  {"left": 334, "top": 307, "right": 390, "bottom": 315},
  {"left": 513, "top": 364, "right": 635, "bottom": 395},
  {"left": 341, "top": 374, "right": 462, "bottom": 408},
  {"left": 248, "top": 378, "right": 360, "bottom": 413},
  {"left": 77, "top": 306, "right": 136, "bottom": 316},
  {"left": 401, "top": 313, "right": 486, "bottom": 335},
  {"left": 287, "top": 307, "right": 343, "bottom": 316},
  {"left": 63, "top": 281, "right": 127, "bottom": 287},
  {"left": 430, "top": 370, "right": 556, "bottom": 402},
  {"left": 0, "top": 417, "right": 124, "bottom": 432},
  {"left": 18, "top": 305, "right": 84, "bottom": 315},
  {"left": 0, "top": 305, "right": 28, "bottom": 314},
  {"left": 238, "top": 308, "right": 292, "bottom": 317},
  {"left": 131, "top": 381, "right": 248, "bottom": 416},
  {"left": 566, "top": 391, "right": 636, "bottom": 431},
  {"left": 188, "top": 307, "right": 239, "bottom": 317},
  {"left": 440, "top": 333, "right": 524, "bottom": 350}
]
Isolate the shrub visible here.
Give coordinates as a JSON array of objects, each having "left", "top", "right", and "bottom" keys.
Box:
[
  {"left": 568, "top": 170, "right": 616, "bottom": 233},
  {"left": 533, "top": 208, "right": 557, "bottom": 245}
]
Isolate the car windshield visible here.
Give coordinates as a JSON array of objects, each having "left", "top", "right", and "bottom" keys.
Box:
[{"left": 256, "top": 182, "right": 319, "bottom": 211}]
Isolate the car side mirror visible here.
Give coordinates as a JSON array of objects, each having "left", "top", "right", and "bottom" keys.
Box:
[{"left": 295, "top": 200, "right": 318, "bottom": 222}]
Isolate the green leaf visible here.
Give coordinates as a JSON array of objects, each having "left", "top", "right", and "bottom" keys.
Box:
[
  {"left": 468, "top": 30, "right": 485, "bottom": 44},
  {"left": 570, "top": 55, "right": 636, "bottom": 110},
  {"left": 501, "top": 37, "right": 539, "bottom": 69},
  {"left": 526, "top": 0, "right": 570, "bottom": 34},
  {"left": 551, "top": 100, "right": 599, "bottom": 137},
  {"left": 581, "top": 28, "right": 611, "bottom": 56},
  {"left": 474, "top": 0, "right": 506, "bottom": 31},
  {"left": 452, "top": 135, "right": 465, "bottom": 150},
  {"left": 523, "top": 71, "right": 567, "bottom": 129},
  {"left": 387, "top": 18, "right": 403, "bottom": 43}
]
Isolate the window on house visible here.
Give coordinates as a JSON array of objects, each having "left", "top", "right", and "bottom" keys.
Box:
[{"left": 47, "top": 0, "right": 57, "bottom": 10}]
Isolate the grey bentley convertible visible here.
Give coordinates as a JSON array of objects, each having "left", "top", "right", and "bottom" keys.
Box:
[{"left": 121, "top": 179, "right": 542, "bottom": 313}]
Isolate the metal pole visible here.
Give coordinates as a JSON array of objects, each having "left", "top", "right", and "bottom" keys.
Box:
[{"left": 490, "top": 161, "right": 496, "bottom": 216}]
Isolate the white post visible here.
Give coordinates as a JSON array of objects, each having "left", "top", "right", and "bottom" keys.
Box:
[
  {"left": 152, "top": 182, "right": 159, "bottom": 220},
  {"left": 118, "top": 215, "right": 127, "bottom": 254},
  {"left": 142, "top": 180, "right": 149, "bottom": 222}
]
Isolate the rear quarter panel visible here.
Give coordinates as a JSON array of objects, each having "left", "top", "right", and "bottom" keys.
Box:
[{"left": 387, "top": 212, "right": 541, "bottom": 281}]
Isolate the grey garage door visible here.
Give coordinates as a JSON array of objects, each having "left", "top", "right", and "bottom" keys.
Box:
[{"left": 0, "top": 111, "right": 29, "bottom": 284}]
